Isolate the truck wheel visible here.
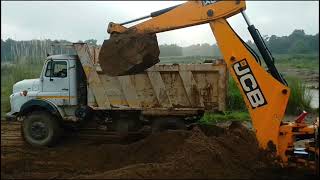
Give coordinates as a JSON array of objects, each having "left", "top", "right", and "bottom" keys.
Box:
[
  {"left": 22, "top": 111, "right": 62, "bottom": 147},
  {"left": 152, "top": 118, "right": 186, "bottom": 133}
]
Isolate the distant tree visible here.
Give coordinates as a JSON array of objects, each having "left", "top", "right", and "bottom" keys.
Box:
[
  {"left": 289, "top": 29, "right": 306, "bottom": 40},
  {"left": 182, "top": 43, "right": 215, "bottom": 56},
  {"left": 311, "top": 33, "right": 319, "bottom": 51},
  {"left": 289, "top": 40, "right": 308, "bottom": 54},
  {"left": 212, "top": 44, "right": 221, "bottom": 57},
  {"left": 159, "top": 44, "right": 182, "bottom": 57},
  {"left": 252, "top": 29, "right": 318, "bottom": 55}
]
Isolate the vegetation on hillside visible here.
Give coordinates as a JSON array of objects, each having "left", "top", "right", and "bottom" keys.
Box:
[
  {"left": 1, "top": 29, "right": 318, "bottom": 63},
  {"left": 267, "top": 30, "right": 318, "bottom": 54}
]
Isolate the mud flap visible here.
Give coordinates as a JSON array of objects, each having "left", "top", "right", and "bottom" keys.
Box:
[{"left": 99, "top": 32, "right": 160, "bottom": 76}]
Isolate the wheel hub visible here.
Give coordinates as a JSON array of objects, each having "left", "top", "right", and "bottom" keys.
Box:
[{"left": 30, "top": 121, "right": 49, "bottom": 140}]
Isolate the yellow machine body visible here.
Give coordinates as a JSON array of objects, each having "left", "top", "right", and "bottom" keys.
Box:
[{"left": 103, "top": 0, "right": 318, "bottom": 170}]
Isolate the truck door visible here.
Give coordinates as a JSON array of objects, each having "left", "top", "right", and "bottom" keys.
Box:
[{"left": 40, "top": 60, "right": 70, "bottom": 105}]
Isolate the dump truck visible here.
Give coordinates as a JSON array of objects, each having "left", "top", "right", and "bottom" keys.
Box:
[
  {"left": 6, "top": 44, "right": 227, "bottom": 146},
  {"left": 5, "top": 0, "right": 318, "bottom": 172}
]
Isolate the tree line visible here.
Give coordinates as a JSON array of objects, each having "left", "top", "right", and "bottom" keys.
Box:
[
  {"left": 1, "top": 29, "right": 318, "bottom": 63},
  {"left": 0, "top": 39, "right": 98, "bottom": 63},
  {"left": 247, "top": 29, "right": 319, "bottom": 54},
  {"left": 160, "top": 29, "right": 318, "bottom": 56}
]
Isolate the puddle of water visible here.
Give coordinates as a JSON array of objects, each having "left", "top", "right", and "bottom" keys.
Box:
[{"left": 306, "top": 89, "right": 319, "bottom": 109}]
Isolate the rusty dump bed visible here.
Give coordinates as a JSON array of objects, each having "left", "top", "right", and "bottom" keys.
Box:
[{"left": 75, "top": 44, "right": 227, "bottom": 116}]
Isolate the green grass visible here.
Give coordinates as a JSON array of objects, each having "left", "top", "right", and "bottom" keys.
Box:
[
  {"left": 1, "top": 62, "right": 43, "bottom": 117},
  {"left": 226, "top": 77, "right": 247, "bottom": 111},
  {"left": 286, "top": 77, "right": 313, "bottom": 115},
  {"left": 275, "top": 53, "right": 319, "bottom": 71},
  {"left": 272, "top": 54, "right": 318, "bottom": 115},
  {"left": 199, "top": 111, "right": 250, "bottom": 125}
]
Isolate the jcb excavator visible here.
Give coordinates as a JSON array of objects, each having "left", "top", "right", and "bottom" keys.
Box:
[{"left": 99, "top": 0, "right": 319, "bottom": 171}]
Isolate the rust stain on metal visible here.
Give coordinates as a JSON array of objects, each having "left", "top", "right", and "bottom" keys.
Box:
[
  {"left": 79, "top": 45, "right": 227, "bottom": 113},
  {"left": 191, "top": 84, "right": 201, "bottom": 106}
]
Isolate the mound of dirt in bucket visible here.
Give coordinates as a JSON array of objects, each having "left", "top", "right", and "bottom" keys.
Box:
[{"left": 99, "top": 32, "right": 160, "bottom": 76}]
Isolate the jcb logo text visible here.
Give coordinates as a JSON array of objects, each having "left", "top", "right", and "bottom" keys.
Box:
[
  {"left": 233, "top": 59, "right": 267, "bottom": 109},
  {"left": 201, "top": 0, "right": 218, "bottom": 6}
]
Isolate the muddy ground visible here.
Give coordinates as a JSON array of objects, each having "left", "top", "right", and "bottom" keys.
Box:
[{"left": 1, "top": 122, "right": 317, "bottom": 179}]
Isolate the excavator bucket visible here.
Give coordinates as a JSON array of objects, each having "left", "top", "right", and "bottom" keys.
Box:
[{"left": 99, "top": 32, "right": 160, "bottom": 76}]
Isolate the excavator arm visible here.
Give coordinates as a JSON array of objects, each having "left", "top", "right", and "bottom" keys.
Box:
[
  {"left": 102, "top": 0, "right": 319, "bottom": 170},
  {"left": 107, "top": 1, "right": 245, "bottom": 34}
]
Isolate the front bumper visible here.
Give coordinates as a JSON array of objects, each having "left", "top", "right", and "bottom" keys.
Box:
[{"left": 5, "top": 111, "right": 17, "bottom": 121}]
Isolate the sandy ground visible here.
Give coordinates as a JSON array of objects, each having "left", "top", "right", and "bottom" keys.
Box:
[{"left": 1, "top": 122, "right": 318, "bottom": 179}]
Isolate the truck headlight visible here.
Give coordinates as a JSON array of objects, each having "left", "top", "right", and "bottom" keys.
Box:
[{"left": 19, "top": 90, "right": 28, "bottom": 96}]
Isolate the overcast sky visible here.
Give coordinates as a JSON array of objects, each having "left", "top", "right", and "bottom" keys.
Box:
[{"left": 1, "top": 1, "right": 319, "bottom": 46}]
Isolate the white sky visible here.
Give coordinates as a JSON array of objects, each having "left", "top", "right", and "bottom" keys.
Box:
[{"left": 1, "top": 1, "right": 319, "bottom": 46}]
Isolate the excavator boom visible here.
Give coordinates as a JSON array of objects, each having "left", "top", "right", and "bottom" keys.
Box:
[
  {"left": 99, "top": 1, "right": 245, "bottom": 76},
  {"left": 100, "top": 0, "right": 319, "bottom": 171}
]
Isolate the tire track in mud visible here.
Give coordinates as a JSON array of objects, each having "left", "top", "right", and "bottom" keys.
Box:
[
  {"left": 1, "top": 121, "right": 24, "bottom": 147},
  {"left": 1, "top": 120, "right": 150, "bottom": 147}
]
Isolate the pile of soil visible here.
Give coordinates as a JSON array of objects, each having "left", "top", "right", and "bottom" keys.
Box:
[
  {"left": 1, "top": 122, "right": 315, "bottom": 179},
  {"left": 99, "top": 32, "right": 160, "bottom": 76},
  {"left": 77, "top": 122, "right": 274, "bottom": 179}
]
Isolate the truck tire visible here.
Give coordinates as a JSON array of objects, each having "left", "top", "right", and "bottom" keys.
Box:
[
  {"left": 22, "top": 111, "right": 62, "bottom": 147},
  {"left": 152, "top": 117, "right": 186, "bottom": 133}
]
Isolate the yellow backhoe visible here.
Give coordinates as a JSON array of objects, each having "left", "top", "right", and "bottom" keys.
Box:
[{"left": 98, "top": 0, "right": 319, "bottom": 171}]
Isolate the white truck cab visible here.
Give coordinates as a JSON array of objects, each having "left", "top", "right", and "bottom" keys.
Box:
[
  {"left": 6, "top": 54, "right": 91, "bottom": 146},
  {"left": 7, "top": 55, "right": 81, "bottom": 119}
]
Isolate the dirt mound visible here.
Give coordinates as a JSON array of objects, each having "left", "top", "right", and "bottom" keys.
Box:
[
  {"left": 99, "top": 32, "right": 160, "bottom": 76},
  {"left": 76, "top": 122, "right": 274, "bottom": 179},
  {"left": 1, "top": 122, "right": 314, "bottom": 179}
]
